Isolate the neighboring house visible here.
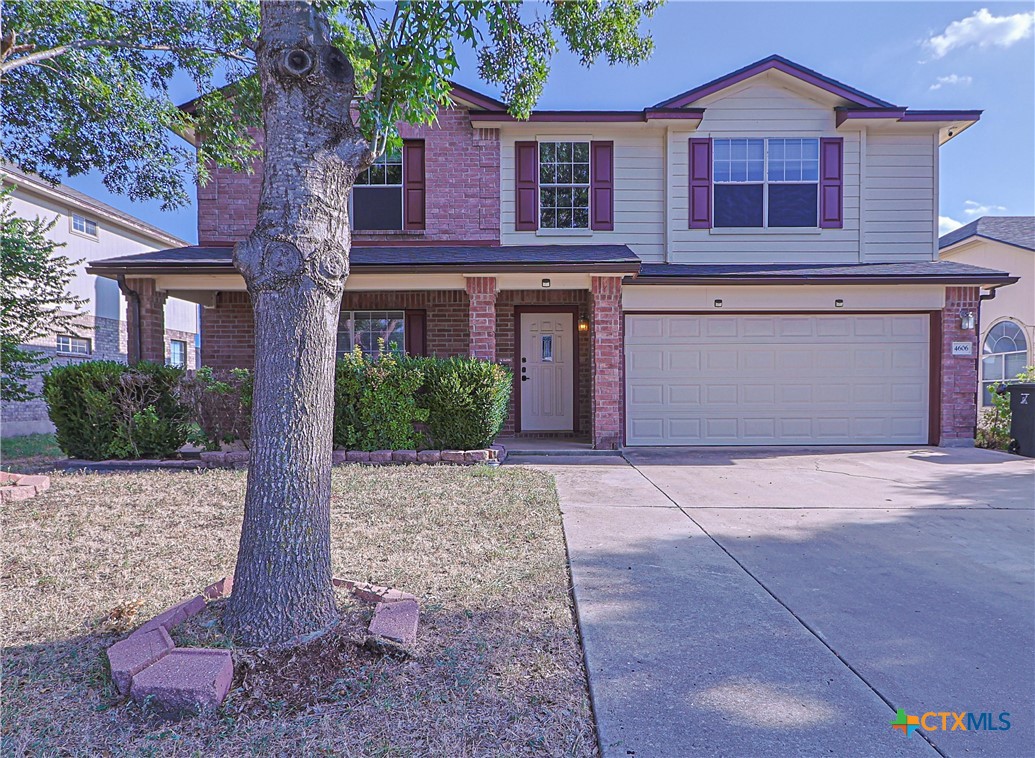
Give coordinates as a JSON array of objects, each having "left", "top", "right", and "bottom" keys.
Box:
[
  {"left": 939, "top": 217, "right": 1035, "bottom": 405},
  {"left": 88, "top": 55, "right": 1016, "bottom": 449},
  {"left": 1, "top": 166, "right": 199, "bottom": 437}
]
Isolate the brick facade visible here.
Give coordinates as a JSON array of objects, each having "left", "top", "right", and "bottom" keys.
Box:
[
  {"left": 465, "top": 277, "right": 497, "bottom": 360},
  {"left": 197, "top": 112, "right": 500, "bottom": 248},
  {"left": 590, "top": 277, "right": 624, "bottom": 450},
  {"left": 939, "top": 286, "right": 981, "bottom": 446},
  {"left": 124, "top": 278, "right": 168, "bottom": 364}
]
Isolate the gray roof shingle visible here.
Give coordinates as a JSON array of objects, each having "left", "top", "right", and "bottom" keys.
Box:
[{"left": 939, "top": 216, "right": 1035, "bottom": 252}]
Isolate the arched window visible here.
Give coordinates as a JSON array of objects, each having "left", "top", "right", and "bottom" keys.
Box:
[{"left": 981, "top": 321, "right": 1029, "bottom": 405}]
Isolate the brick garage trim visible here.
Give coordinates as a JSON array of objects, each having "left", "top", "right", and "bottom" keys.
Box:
[
  {"left": 939, "top": 286, "right": 981, "bottom": 446},
  {"left": 591, "top": 276, "right": 623, "bottom": 450}
]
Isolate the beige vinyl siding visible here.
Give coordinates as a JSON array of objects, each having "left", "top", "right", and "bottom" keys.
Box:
[
  {"left": 862, "top": 131, "right": 938, "bottom": 262},
  {"left": 500, "top": 124, "right": 666, "bottom": 261},
  {"left": 667, "top": 78, "right": 862, "bottom": 264}
]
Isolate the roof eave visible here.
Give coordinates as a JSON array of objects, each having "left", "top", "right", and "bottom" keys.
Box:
[
  {"left": 628, "top": 274, "right": 1019, "bottom": 287},
  {"left": 87, "top": 261, "right": 641, "bottom": 278}
]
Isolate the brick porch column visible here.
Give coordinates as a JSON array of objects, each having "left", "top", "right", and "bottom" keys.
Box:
[
  {"left": 122, "top": 277, "right": 168, "bottom": 364},
  {"left": 591, "top": 276, "right": 623, "bottom": 449},
  {"left": 466, "top": 276, "right": 497, "bottom": 361},
  {"left": 939, "top": 286, "right": 981, "bottom": 446}
]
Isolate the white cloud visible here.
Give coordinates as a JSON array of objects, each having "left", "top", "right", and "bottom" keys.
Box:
[
  {"left": 963, "top": 200, "right": 1008, "bottom": 217},
  {"left": 926, "top": 8, "right": 1035, "bottom": 59},
  {"left": 929, "top": 74, "right": 973, "bottom": 90},
  {"left": 940, "top": 216, "right": 964, "bottom": 235}
]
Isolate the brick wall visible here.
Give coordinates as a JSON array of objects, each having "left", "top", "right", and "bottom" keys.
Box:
[
  {"left": 124, "top": 278, "right": 168, "bottom": 364},
  {"left": 939, "top": 286, "right": 981, "bottom": 446},
  {"left": 200, "top": 292, "right": 255, "bottom": 370},
  {"left": 590, "top": 277, "right": 624, "bottom": 450},
  {"left": 466, "top": 277, "right": 497, "bottom": 360},
  {"left": 197, "top": 112, "right": 500, "bottom": 247}
]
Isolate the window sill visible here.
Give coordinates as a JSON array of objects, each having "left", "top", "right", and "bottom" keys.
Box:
[
  {"left": 535, "top": 228, "right": 593, "bottom": 238},
  {"left": 56, "top": 352, "right": 92, "bottom": 359},
  {"left": 352, "top": 229, "right": 425, "bottom": 236},
  {"left": 709, "top": 227, "right": 822, "bottom": 236},
  {"left": 69, "top": 230, "right": 99, "bottom": 242}
]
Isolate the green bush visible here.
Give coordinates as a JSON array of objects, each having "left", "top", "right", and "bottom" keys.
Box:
[
  {"left": 420, "top": 356, "right": 512, "bottom": 450},
  {"left": 43, "top": 360, "right": 188, "bottom": 460},
  {"left": 977, "top": 365, "right": 1035, "bottom": 450},
  {"left": 179, "top": 367, "right": 253, "bottom": 451},
  {"left": 333, "top": 345, "right": 428, "bottom": 451}
]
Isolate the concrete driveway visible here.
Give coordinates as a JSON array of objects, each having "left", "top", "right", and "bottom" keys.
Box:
[{"left": 517, "top": 447, "right": 1035, "bottom": 757}]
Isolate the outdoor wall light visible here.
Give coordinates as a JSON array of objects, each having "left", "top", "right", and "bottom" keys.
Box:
[
  {"left": 714, "top": 299, "right": 723, "bottom": 308},
  {"left": 834, "top": 299, "right": 844, "bottom": 308},
  {"left": 541, "top": 278, "right": 551, "bottom": 288},
  {"left": 578, "top": 317, "right": 590, "bottom": 334},
  {"left": 960, "top": 310, "right": 975, "bottom": 330}
]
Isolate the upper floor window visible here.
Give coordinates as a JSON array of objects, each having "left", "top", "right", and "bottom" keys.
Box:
[
  {"left": 351, "top": 141, "right": 426, "bottom": 232},
  {"left": 57, "top": 334, "right": 91, "bottom": 356},
  {"left": 71, "top": 214, "right": 98, "bottom": 238},
  {"left": 337, "top": 310, "right": 405, "bottom": 357},
  {"left": 539, "top": 142, "right": 590, "bottom": 230},
  {"left": 168, "top": 339, "right": 187, "bottom": 368},
  {"left": 981, "top": 320, "right": 1029, "bottom": 405},
  {"left": 713, "top": 138, "right": 819, "bottom": 228}
]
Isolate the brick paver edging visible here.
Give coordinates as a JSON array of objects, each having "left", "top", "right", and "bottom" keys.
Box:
[
  {"left": 65, "top": 444, "right": 506, "bottom": 473},
  {"left": 0, "top": 472, "right": 50, "bottom": 503},
  {"left": 107, "top": 575, "right": 419, "bottom": 719}
]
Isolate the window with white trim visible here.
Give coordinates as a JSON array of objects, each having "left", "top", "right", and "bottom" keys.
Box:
[
  {"left": 981, "top": 320, "right": 1029, "bottom": 405},
  {"left": 539, "top": 141, "right": 590, "bottom": 229},
  {"left": 713, "top": 138, "right": 819, "bottom": 228},
  {"left": 352, "top": 151, "right": 403, "bottom": 230},
  {"left": 336, "top": 310, "right": 405, "bottom": 357},
  {"left": 168, "top": 339, "right": 187, "bottom": 368},
  {"left": 56, "top": 334, "right": 91, "bottom": 356},
  {"left": 71, "top": 214, "right": 98, "bottom": 237}
]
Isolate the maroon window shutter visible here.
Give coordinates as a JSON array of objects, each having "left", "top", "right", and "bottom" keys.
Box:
[
  {"left": 402, "top": 140, "right": 426, "bottom": 230},
  {"left": 689, "top": 138, "right": 712, "bottom": 229},
  {"left": 404, "top": 310, "right": 426, "bottom": 356},
  {"left": 819, "top": 137, "right": 844, "bottom": 229},
  {"left": 590, "top": 141, "right": 614, "bottom": 231},
  {"left": 515, "top": 141, "right": 538, "bottom": 231}
]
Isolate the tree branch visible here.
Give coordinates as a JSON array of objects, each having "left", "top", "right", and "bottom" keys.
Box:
[{"left": 0, "top": 37, "right": 254, "bottom": 75}]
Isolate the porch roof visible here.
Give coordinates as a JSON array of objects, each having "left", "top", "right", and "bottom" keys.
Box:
[
  {"left": 633, "top": 261, "right": 1017, "bottom": 287},
  {"left": 87, "top": 244, "right": 642, "bottom": 277}
]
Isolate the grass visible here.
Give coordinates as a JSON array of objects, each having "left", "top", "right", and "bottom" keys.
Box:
[
  {"left": 1, "top": 465, "right": 595, "bottom": 756},
  {"left": 0, "top": 434, "right": 64, "bottom": 468}
]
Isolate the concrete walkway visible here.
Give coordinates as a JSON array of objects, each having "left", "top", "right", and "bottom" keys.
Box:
[{"left": 513, "top": 447, "right": 1035, "bottom": 757}]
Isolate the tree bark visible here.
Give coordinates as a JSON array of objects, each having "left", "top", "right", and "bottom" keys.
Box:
[{"left": 223, "top": 0, "right": 370, "bottom": 646}]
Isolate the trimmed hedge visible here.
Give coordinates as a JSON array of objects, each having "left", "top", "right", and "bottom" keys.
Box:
[
  {"left": 43, "top": 361, "right": 188, "bottom": 460},
  {"left": 421, "top": 356, "right": 511, "bottom": 450},
  {"left": 42, "top": 352, "right": 512, "bottom": 459}
]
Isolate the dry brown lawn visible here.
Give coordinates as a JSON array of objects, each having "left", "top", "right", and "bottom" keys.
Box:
[{"left": 1, "top": 465, "right": 596, "bottom": 756}]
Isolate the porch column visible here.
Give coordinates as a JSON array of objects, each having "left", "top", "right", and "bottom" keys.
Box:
[
  {"left": 591, "top": 276, "right": 623, "bottom": 449},
  {"left": 939, "top": 286, "right": 980, "bottom": 446},
  {"left": 466, "top": 276, "right": 497, "bottom": 361},
  {"left": 121, "top": 277, "right": 168, "bottom": 365}
]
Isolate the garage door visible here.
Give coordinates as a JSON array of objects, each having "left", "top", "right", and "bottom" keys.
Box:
[{"left": 625, "top": 314, "right": 930, "bottom": 445}]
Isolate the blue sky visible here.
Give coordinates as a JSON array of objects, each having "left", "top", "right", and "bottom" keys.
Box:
[{"left": 62, "top": 1, "right": 1035, "bottom": 244}]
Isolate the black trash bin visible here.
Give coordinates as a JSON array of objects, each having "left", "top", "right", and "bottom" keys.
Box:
[{"left": 998, "top": 382, "right": 1035, "bottom": 457}]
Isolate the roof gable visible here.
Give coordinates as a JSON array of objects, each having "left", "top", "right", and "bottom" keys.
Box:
[
  {"left": 940, "top": 216, "right": 1035, "bottom": 253},
  {"left": 656, "top": 54, "right": 895, "bottom": 109}
]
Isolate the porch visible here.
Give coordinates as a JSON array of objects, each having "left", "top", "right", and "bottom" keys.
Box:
[{"left": 89, "top": 244, "right": 640, "bottom": 450}]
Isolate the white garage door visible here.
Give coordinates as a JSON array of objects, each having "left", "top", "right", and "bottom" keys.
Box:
[{"left": 625, "top": 313, "right": 930, "bottom": 446}]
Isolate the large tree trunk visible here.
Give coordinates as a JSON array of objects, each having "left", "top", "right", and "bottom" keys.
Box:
[{"left": 223, "top": 0, "right": 370, "bottom": 646}]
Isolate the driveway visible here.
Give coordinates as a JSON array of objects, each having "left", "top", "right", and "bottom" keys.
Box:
[{"left": 517, "top": 447, "right": 1035, "bottom": 757}]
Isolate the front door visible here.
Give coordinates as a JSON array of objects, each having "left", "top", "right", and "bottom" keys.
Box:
[{"left": 520, "top": 312, "right": 575, "bottom": 431}]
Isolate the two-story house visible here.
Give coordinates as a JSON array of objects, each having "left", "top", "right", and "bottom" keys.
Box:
[
  {"left": 87, "top": 56, "right": 1016, "bottom": 449},
  {"left": 2, "top": 165, "right": 199, "bottom": 437}
]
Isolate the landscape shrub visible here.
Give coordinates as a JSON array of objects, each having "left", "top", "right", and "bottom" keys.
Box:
[
  {"left": 333, "top": 345, "right": 428, "bottom": 451},
  {"left": 179, "top": 367, "right": 253, "bottom": 450},
  {"left": 976, "top": 365, "right": 1035, "bottom": 450},
  {"left": 420, "top": 356, "right": 512, "bottom": 450},
  {"left": 43, "top": 361, "right": 187, "bottom": 460}
]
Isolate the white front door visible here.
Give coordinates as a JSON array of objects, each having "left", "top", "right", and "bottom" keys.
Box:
[{"left": 520, "top": 312, "right": 575, "bottom": 431}]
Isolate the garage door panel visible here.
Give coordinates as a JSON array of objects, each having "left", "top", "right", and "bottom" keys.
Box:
[{"left": 625, "top": 313, "right": 930, "bottom": 445}]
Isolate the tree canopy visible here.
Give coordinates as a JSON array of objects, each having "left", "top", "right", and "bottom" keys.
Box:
[{"left": 1, "top": 0, "right": 661, "bottom": 208}]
